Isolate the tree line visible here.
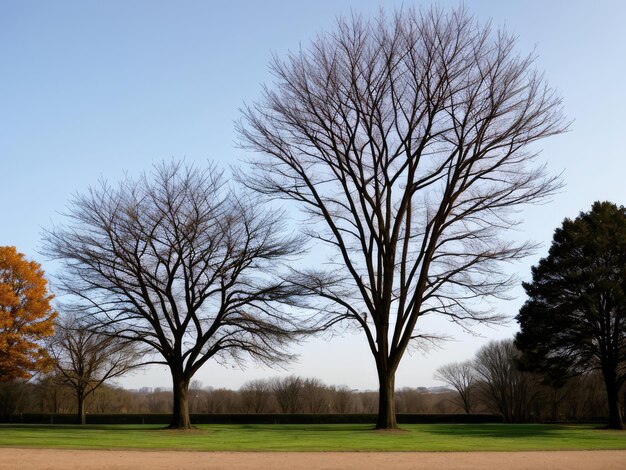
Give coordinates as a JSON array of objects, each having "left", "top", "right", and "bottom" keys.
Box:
[
  {"left": 1, "top": 358, "right": 613, "bottom": 425},
  {"left": 437, "top": 339, "right": 615, "bottom": 423}
]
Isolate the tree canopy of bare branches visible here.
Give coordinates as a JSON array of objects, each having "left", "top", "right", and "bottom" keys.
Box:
[
  {"left": 270, "top": 375, "right": 305, "bottom": 414},
  {"left": 44, "top": 161, "right": 305, "bottom": 428},
  {"left": 238, "top": 6, "right": 567, "bottom": 428},
  {"left": 239, "top": 379, "right": 272, "bottom": 413},
  {"left": 435, "top": 361, "right": 475, "bottom": 414},
  {"left": 49, "top": 314, "right": 141, "bottom": 424},
  {"left": 473, "top": 339, "right": 539, "bottom": 423}
]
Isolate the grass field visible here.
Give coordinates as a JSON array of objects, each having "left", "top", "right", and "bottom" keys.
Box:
[{"left": 1, "top": 424, "right": 625, "bottom": 452}]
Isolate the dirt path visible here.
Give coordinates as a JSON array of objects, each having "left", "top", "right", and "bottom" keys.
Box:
[{"left": 1, "top": 448, "right": 626, "bottom": 469}]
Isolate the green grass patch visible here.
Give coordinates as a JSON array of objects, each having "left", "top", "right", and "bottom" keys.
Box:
[{"left": 0, "top": 423, "right": 625, "bottom": 452}]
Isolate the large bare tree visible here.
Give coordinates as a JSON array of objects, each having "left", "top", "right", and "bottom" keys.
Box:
[
  {"left": 238, "top": 6, "right": 567, "bottom": 428},
  {"left": 49, "top": 314, "right": 140, "bottom": 424},
  {"left": 45, "top": 161, "right": 304, "bottom": 428}
]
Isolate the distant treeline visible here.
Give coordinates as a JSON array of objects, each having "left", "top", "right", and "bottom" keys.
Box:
[
  {"left": 0, "top": 369, "right": 613, "bottom": 424},
  {"left": 3, "top": 413, "right": 503, "bottom": 425}
]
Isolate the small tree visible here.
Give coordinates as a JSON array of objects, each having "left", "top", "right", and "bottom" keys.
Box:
[
  {"left": 0, "top": 246, "right": 56, "bottom": 381},
  {"left": 238, "top": 6, "right": 567, "bottom": 428},
  {"left": 239, "top": 379, "right": 272, "bottom": 413},
  {"left": 301, "top": 377, "right": 328, "bottom": 413},
  {"left": 435, "top": 361, "right": 475, "bottom": 413},
  {"left": 474, "top": 339, "right": 539, "bottom": 422},
  {"left": 270, "top": 375, "right": 305, "bottom": 413},
  {"left": 516, "top": 201, "right": 626, "bottom": 429},
  {"left": 330, "top": 385, "right": 353, "bottom": 413},
  {"left": 49, "top": 314, "right": 141, "bottom": 424},
  {"left": 44, "top": 161, "right": 304, "bottom": 428}
]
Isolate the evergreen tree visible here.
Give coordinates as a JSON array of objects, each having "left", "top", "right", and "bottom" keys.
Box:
[{"left": 516, "top": 202, "right": 626, "bottom": 429}]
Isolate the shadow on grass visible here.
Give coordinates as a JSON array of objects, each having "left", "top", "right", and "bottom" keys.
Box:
[
  {"left": 2, "top": 422, "right": 593, "bottom": 440},
  {"left": 0, "top": 423, "right": 376, "bottom": 434},
  {"left": 0, "top": 424, "right": 161, "bottom": 431},
  {"left": 234, "top": 423, "right": 372, "bottom": 433},
  {"left": 422, "top": 424, "right": 566, "bottom": 439}
]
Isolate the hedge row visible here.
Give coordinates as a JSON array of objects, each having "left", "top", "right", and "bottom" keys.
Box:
[{"left": 2, "top": 413, "right": 503, "bottom": 425}]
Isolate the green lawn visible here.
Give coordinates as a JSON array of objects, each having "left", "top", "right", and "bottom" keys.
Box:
[{"left": 0, "top": 424, "right": 625, "bottom": 452}]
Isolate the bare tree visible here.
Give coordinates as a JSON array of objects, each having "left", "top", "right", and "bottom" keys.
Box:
[
  {"left": 473, "top": 339, "right": 539, "bottom": 422},
  {"left": 330, "top": 385, "right": 353, "bottom": 413},
  {"left": 239, "top": 379, "right": 272, "bottom": 413},
  {"left": 204, "top": 387, "right": 239, "bottom": 414},
  {"left": 435, "top": 361, "right": 475, "bottom": 414},
  {"left": 238, "top": 6, "right": 567, "bottom": 428},
  {"left": 188, "top": 380, "right": 204, "bottom": 413},
  {"left": 302, "top": 377, "right": 329, "bottom": 413},
  {"left": 49, "top": 314, "right": 140, "bottom": 424},
  {"left": 270, "top": 375, "right": 305, "bottom": 413},
  {"left": 44, "top": 161, "right": 304, "bottom": 428}
]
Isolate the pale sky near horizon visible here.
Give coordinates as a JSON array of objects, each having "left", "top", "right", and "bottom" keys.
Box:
[{"left": 1, "top": 0, "right": 625, "bottom": 391}]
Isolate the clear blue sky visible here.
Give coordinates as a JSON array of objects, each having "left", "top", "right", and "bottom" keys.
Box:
[{"left": 1, "top": 0, "right": 625, "bottom": 391}]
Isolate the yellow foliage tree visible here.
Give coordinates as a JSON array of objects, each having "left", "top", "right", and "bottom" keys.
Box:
[{"left": 0, "top": 246, "right": 57, "bottom": 381}]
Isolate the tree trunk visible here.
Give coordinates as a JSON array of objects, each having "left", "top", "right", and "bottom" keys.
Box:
[
  {"left": 604, "top": 375, "right": 624, "bottom": 430},
  {"left": 376, "top": 369, "right": 398, "bottom": 429},
  {"left": 169, "top": 374, "right": 192, "bottom": 429},
  {"left": 77, "top": 392, "right": 86, "bottom": 425}
]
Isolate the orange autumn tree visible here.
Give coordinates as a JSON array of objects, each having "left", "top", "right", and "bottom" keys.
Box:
[{"left": 0, "top": 246, "right": 57, "bottom": 381}]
